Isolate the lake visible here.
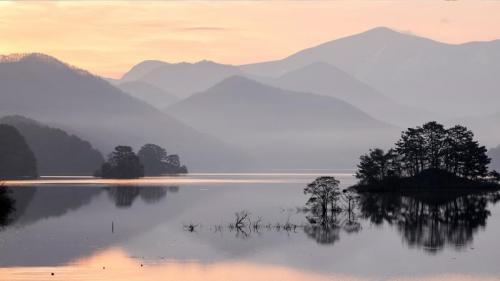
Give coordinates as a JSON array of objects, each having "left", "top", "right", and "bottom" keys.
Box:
[{"left": 0, "top": 173, "right": 499, "bottom": 281}]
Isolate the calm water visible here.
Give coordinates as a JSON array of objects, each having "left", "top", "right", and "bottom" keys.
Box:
[{"left": 0, "top": 173, "right": 499, "bottom": 281}]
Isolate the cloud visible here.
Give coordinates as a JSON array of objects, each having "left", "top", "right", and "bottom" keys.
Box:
[
  {"left": 440, "top": 18, "right": 451, "bottom": 24},
  {"left": 179, "top": 26, "right": 229, "bottom": 32}
]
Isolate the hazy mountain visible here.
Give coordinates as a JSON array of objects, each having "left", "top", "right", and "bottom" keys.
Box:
[
  {"left": 117, "top": 81, "right": 179, "bottom": 109},
  {"left": 488, "top": 145, "right": 500, "bottom": 172},
  {"left": 120, "top": 60, "right": 168, "bottom": 82},
  {"left": 241, "top": 27, "right": 500, "bottom": 117},
  {"left": 450, "top": 111, "right": 500, "bottom": 149},
  {"left": 167, "top": 76, "right": 398, "bottom": 169},
  {"left": 0, "top": 115, "right": 104, "bottom": 176},
  {"left": 120, "top": 60, "right": 242, "bottom": 98},
  {"left": 0, "top": 53, "right": 245, "bottom": 171},
  {"left": 264, "top": 62, "right": 433, "bottom": 126}
]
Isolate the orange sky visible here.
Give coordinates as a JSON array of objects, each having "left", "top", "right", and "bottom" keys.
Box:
[{"left": 1, "top": 1, "right": 499, "bottom": 78}]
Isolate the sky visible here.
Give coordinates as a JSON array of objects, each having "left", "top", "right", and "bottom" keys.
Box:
[{"left": 0, "top": 1, "right": 499, "bottom": 78}]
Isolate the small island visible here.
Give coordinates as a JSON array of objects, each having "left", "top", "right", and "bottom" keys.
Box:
[
  {"left": 352, "top": 121, "right": 500, "bottom": 192},
  {"left": 94, "top": 143, "right": 188, "bottom": 179}
]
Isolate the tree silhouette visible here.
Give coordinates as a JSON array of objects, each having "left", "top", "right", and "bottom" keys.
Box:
[
  {"left": 356, "top": 121, "right": 492, "bottom": 187},
  {"left": 421, "top": 121, "right": 447, "bottom": 169},
  {"left": 304, "top": 176, "right": 341, "bottom": 222},
  {"left": 95, "top": 146, "right": 144, "bottom": 179},
  {"left": 356, "top": 148, "right": 399, "bottom": 185},
  {"left": 0, "top": 124, "right": 37, "bottom": 179},
  {"left": 137, "top": 144, "right": 188, "bottom": 175}
]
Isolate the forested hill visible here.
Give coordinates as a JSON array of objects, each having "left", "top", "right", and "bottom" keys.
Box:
[{"left": 0, "top": 115, "right": 104, "bottom": 176}]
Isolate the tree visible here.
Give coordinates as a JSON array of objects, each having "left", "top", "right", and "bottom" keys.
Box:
[
  {"left": 395, "top": 127, "right": 426, "bottom": 176},
  {"left": 0, "top": 124, "right": 37, "bottom": 179},
  {"left": 304, "top": 177, "right": 341, "bottom": 221},
  {"left": 137, "top": 144, "right": 188, "bottom": 175},
  {"left": 356, "top": 148, "right": 399, "bottom": 185},
  {"left": 461, "top": 141, "right": 490, "bottom": 179},
  {"left": 487, "top": 170, "right": 500, "bottom": 183},
  {"left": 421, "top": 121, "right": 447, "bottom": 169},
  {"left": 138, "top": 144, "right": 168, "bottom": 176},
  {"left": 95, "top": 146, "right": 144, "bottom": 179},
  {"left": 443, "top": 125, "right": 473, "bottom": 175},
  {"left": 356, "top": 121, "right": 493, "bottom": 186}
]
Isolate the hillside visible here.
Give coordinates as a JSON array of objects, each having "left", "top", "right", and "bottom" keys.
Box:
[
  {"left": 167, "top": 76, "right": 398, "bottom": 169},
  {"left": 266, "top": 62, "right": 433, "bottom": 126},
  {"left": 0, "top": 53, "right": 245, "bottom": 171},
  {"left": 117, "top": 81, "right": 179, "bottom": 109},
  {"left": 0, "top": 115, "right": 104, "bottom": 176},
  {"left": 120, "top": 60, "right": 241, "bottom": 98},
  {"left": 241, "top": 27, "right": 500, "bottom": 117}
]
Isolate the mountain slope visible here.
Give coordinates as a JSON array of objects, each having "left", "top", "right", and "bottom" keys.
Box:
[
  {"left": 166, "top": 76, "right": 398, "bottom": 169},
  {"left": 117, "top": 81, "right": 179, "bottom": 109},
  {"left": 0, "top": 115, "right": 104, "bottom": 176},
  {"left": 265, "top": 62, "right": 433, "bottom": 126},
  {"left": 167, "top": 76, "right": 390, "bottom": 133},
  {"left": 120, "top": 60, "right": 241, "bottom": 98},
  {"left": 0, "top": 53, "right": 245, "bottom": 171},
  {"left": 241, "top": 27, "right": 500, "bottom": 117}
]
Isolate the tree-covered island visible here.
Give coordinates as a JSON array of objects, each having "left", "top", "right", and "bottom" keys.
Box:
[
  {"left": 94, "top": 144, "right": 188, "bottom": 179},
  {"left": 353, "top": 121, "right": 500, "bottom": 191}
]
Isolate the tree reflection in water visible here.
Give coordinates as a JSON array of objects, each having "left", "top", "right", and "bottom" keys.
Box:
[
  {"left": 0, "top": 186, "right": 14, "bottom": 227},
  {"left": 106, "top": 185, "right": 177, "bottom": 208},
  {"left": 303, "top": 190, "right": 362, "bottom": 245},
  {"left": 358, "top": 191, "right": 500, "bottom": 253}
]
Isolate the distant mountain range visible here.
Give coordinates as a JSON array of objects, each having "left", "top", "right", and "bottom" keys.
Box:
[
  {"left": 0, "top": 53, "right": 244, "bottom": 171},
  {"left": 116, "top": 81, "right": 179, "bottom": 109},
  {"left": 166, "top": 76, "right": 398, "bottom": 169},
  {"left": 3, "top": 26, "right": 500, "bottom": 171},
  {"left": 121, "top": 60, "right": 241, "bottom": 99},
  {"left": 167, "top": 76, "right": 391, "bottom": 134},
  {"left": 120, "top": 27, "right": 500, "bottom": 126},
  {"left": 241, "top": 27, "right": 500, "bottom": 117},
  {"left": 260, "top": 62, "right": 433, "bottom": 126}
]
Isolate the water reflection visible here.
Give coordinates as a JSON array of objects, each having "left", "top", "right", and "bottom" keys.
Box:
[
  {"left": 1, "top": 176, "right": 500, "bottom": 280},
  {"left": 358, "top": 191, "right": 500, "bottom": 253},
  {"left": 1, "top": 248, "right": 499, "bottom": 281},
  {"left": 105, "top": 185, "right": 178, "bottom": 207},
  {"left": 0, "top": 187, "right": 14, "bottom": 227}
]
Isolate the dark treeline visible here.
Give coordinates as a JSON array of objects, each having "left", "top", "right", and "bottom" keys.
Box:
[
  {"left": 356, "top": 121, "right": 499, "bottom": 189},
  {"left": 95, "top": 144, "right": 188, "bottom": 179},
  {"left": 0, "top": 124, "right": 37, "bottom": 179},
  {"left": 138, "top": 144, "right": 188, "bottom": 176},
  {"left": 0, "top": 115, "right": 104, "bottom": 176}
]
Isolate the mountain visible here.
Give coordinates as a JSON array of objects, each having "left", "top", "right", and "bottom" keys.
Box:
[
  {"left": 241, "top": 27, "right": 500, "bottom": 117},
  {"left": 488, "top": 145, "right": 500, "bottom": 172},
  {"left": 120, "top": 60, "right": 241, "bottom": 98},
  {"left": 0, "top": 124, "right": 37, "bottom": 179},
  {"left": 120, "top": 60, "right": 168, "bottom": 82},
  {"left": 117, "top": 81, "right": 179, "bottom": 109},
  {"left": 0, "top": 115, "right": 104, "bottom": 176},
  {"left": 166, "top": 76, "right": 398, "bottom": 169},
  {"left": 264, "top": 62, "right": 433, "bottom": 126},
  {"left": 0, "top": 53, "right": 245, "bottom": 171},
  {"left": 450, "top": 111, "right": 500, "bottom": 149}
]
